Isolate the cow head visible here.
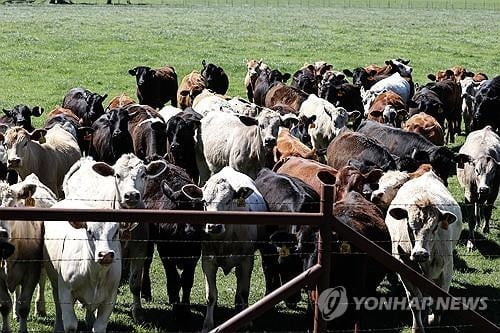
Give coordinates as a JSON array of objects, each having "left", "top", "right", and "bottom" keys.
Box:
[
  {"left": 92, "top": 154, "right": 167, "bottom": 209},
  {"left": 201, "top": 60, "right": 225, "bottom": 85},
  {"left": 165, "top": 111, "right": 202, "bottom": 164},
  {"left": 246, "top": 59, "right": 266, "bottom": 81},
  {"left": 386, "top": 58, "right": 412, "bottom": 77},
  {"left": 256, "top": 109, "right": 282, "bottom": 149},
  {"left": 81, "top": 92, "right": 107, "bottom": 126},
  {"left": 335, "top": 166, "right": 383, "bottom": 201},
  {"left": 106, "top": 108, "right": 131, "bottom": 141},
  {"left": 290, "top": 115, "right": 316, "bottom": 147},
  {"left": 292, "top": 65, "right": 317, "bottom": 94},
  {"left": 456, "top": 153, "right": 500, "bottom": 202},
  {"left": 410, "top": 89, "right": 444, "bottom": 119},
  {"left": 388, "top": 204, "right": 457, "bottom": 262},
  {"left": 269, "top": 69, "right": 291, "bottom": 84},
  {"left": 129, "top": 66, "right": 157, "bottom": 88},
  {"left": 2, "top": 105, "right": 43, "bottom": 131},
  {"left": 69, "top": 220, "right": 120, "bottom": 265},
  {"left": 382, "top": 105, "right": 407, "bottom": 127},
  {"left": 344, "top": 68, "right": 376, "bottom": 89},
  {"left": 0, "top": 127, "right": 47, "bottom": 169}
]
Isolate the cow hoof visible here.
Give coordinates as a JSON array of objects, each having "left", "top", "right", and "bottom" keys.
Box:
[
  {"left": 132, "top": 308, "right": 145, "bottom": 323},
  {"left": 142, "top": 295, "right": 152, "bottom": 303},
  {"left": 482, "top": 226, "right": 490, "bottom": 234}
]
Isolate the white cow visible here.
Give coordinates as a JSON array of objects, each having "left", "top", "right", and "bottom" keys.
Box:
[
  {"left": 362, "top": 72, "right": 411, "bottom": 113},
  {"left": 298, "top": 94, "right": 359, "bottom": 150},
  {"left": 0, "top": 124, "right": 81, "bottom": 198},
  {"left": 192, "top": 89, "right": 233, "bottom": 116},
  {"left": 44, "top": 200, "right": 122, "bottom": 333},
  {"left": 183, "top": 167, "right": 265, "bottom": 332},
  {"left": 456, "top": 126, "right": 500, "bottom": 249},
  {"left": 62, "top": 154, "right": 166, "bottom": 322},
  {"left": 158, "top": 105, "right": 182, "bottom": 123},
  {"left": 385, "top": 171, "right": 462, "bottom": 332}
]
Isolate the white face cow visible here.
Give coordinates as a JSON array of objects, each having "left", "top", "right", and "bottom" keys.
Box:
[
  {"left": 458, "top": 154, "right": 500, "bottom": 201},
  {"left": 1, "top": 127, "right": 47, "bottom": 169},
  {"left": 92, "top": 154, "right": 166, "bottom": 209},
  {"left": 68, "top": 221, "right": 120, "bottom": 265},
  {"left": 387, "top": 58, "right": 413, "bottom": 77},
  {"left": 256, "top": 109, "right": 283, "bottom": 148},
  {"left": 388, "top": 202, "right": 457, "bottom": 262},
  {"left": 371, "top": 171, "right": 409, "bottom": 209}
]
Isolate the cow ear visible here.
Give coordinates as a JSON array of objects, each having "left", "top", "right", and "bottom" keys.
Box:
[
  {"left": 128, "top": 68, "right": 137, "bottom": 76},
  {"left": 69, "top": 221, "right": 87, "bottom": 229},
  {"left": 388, "top": 207, "right": 408, "bottom": 220},
  {"left": 181, "top": 184, "right": 203, "bottom": 200},
  {"left": 438, "top": 209, "right": 457, "bottom": 230},
  {"left": 455, "top": 153, "right": 473, "bottom": 169},
  {"left": 237, "top": 115, "right": 258, "bottom": 126},
  {"left": 179, "top": 90, "right": 190, "bottom": 96},
  {"left": 342, "top": 69, "right": 353, "bottom": 77},
  {"left": 100, "top": 94, "right": 108, "bottom": 102},
  {"left": 411, "top": 149, "right": 430, "bottom": 163},
  {"left": 15, "top": 183, "right": 37, "bottom": 200},
  {"left": 31, "top": 106, "right": 44, "bottom": 117},
  {"left": 316, "top": 170, "right": 337, "bottom": 185},
  {"left": 364, "top": 168, "right": 384, "bottom": 183},
  {"left": 202, "top": 60, "right": 207, "bottom": 68},
  {"left": 282, "top": 73, "right": 291, "bottom": 82},
  {"left": 236, "top": 186, "right": 254, "bottom": 200},
  {"left": 2, "top": 109, "right": 12, "bottom": 117},
  {"left": 145, "top": 160, "right": 167, "bottom": 178},
  {"left": 92, "top": 162, "right": 115, "bottom": 177},
  {"left": 427, "top": 74, "right": 437, "bottom": 81},
  {"left": 385, "top": 60, "right": 392, "bottom": 65},
  {"left": 30, "top": 129, "right": 47, "bottom": 142},
  {"left": 347, "top": 110, "right": 361, "bottom": 121}
]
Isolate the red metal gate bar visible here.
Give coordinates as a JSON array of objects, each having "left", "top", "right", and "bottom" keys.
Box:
[
  {"left": 0, "top": 207, "right": 323, "bottom": 225},
  {"left": 209, "top": 264, "right": 323, "bottom": 333},
  {"left": 330, "top": 218, "right": 500, "bottom": 332}
]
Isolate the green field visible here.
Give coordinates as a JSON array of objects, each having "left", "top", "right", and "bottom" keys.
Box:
[{"left": 0, "top": 3, "right": 499, "bottom": 332}]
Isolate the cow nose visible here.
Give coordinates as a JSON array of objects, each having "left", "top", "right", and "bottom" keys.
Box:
[
  {"left": 8, "top": 158, "right": 20, "bottom": 168},
  {"left": 479, "top": 186, "right": 490, "bottom": 195},
  {"left": 371, "top": 191, "right": 383, "bottom": 202},
  {"left": 206, "top": 224, "right": 223, "bottom": 234},
  {"left": 170, "top": 143, "right": 180, "bottom": 151},
  {"left": 124, "top": 192, "right": 141, "bottom": 204},
  {"left": 98, "top": 251, "right": 115, "bottom": 265},
  {"left": 0, "top": 230, "right": 8, "bottom": 240},
  {"left": 265, "top": 138, "right": 277, "bottom": 147},
  {"left": 411, "top": 249, "right": 430, "bottom": 262},
  {"left": 112, "top": 130, "right": 121, "bottom": 137}
]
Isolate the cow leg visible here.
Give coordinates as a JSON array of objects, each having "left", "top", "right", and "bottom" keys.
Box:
[
  {"left": 400, "top": 278, "right": 425, "bottom": 333},
  {"left": 466, "top": 201, "right": 478, "bottom": 251},
  {"left": 58, "top": 282, "right": 78, "bottom": 333},
  {"left": 259, "top": 244, "right": 280, "bottom": 295},
  {"left": 0, "top": 280, "right": 12, "bottom": 333},
  {"left": 247, "top": 87, "right": 254, "bottom": 103},
  {"left": 140, "top": 241, "right": 154, "bottom": 303},
  {"left": 16, "top": 273, "right": 40, "bottom": 333},
  {"left": 164, "top": 261, "right": 181, "bottom": 309},
  {"left": 482, "top": 196, "right": 496, "bottom": 234},
  {"left": 36, "top": 269, "right": 47, "bottom": 317},
  {"left": 85, "top": 306, "right": 95, "bottom": 329},
  {"left": 235, "top": 257, "right": 253, "bottom": 313},
  {"left": 93, "top": 293, "right": 117, "bottom": 333},
  {"left": 201, "top": 259, "right": 218, "bottom": 333},
  {"left": 180, "top": 260, "right": 197, "bottom": 306}
]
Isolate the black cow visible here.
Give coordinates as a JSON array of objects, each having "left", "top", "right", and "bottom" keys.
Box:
[
  {"left": 89, "top": 108, "right": 133, "bottom": 164},
  {"left": 128, "top": 66, "right": 178, "bottom": 109},
  {"left": 357, "top": 120, "right": 458, "bottom": 185},
  {"left": 471, "top": 76, "right": 500, "bottom": 132},
  {"left": 319, "top": 82, "right": 364, "bottom": 128},
  {"left": 253, "top": 68, "right": 291, "bottom": 107},
  {"left": 141, "top": 162, "right": 204, "bottom": 317},
  {"left": 62, "top": 88, "right": 107, "bottom": 126},
  {"left": 343, "top": 67, "right": 388, "bottom": 90},
  {"left": 289, "top": 115, "right": 316, "bottom": 148},
  {"left": 254, "top": 168, "right": 320, "bottom": 307},
  {"left": 165, "top": 108, "right": 202, "bottom": 182},
  {"left": 326, "top": 131, "right": 397, "bottom": 172},
  {"left": 0, "top": 105, "right": 44, "bottom": 131},
  {"left": 201, "top": 60, "right": 229, "bottom": 95},
  {"left": 291, "top": 65, "right": 317, "bottom": 95}
]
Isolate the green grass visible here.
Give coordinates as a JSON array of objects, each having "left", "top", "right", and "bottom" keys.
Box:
[{"left": 0, "top": 3, "right": 499, "bottom": 332}]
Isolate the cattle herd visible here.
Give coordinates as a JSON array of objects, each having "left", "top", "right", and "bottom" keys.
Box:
[{"left": 0, "top": 58, "right": 498, "bottom": 333}]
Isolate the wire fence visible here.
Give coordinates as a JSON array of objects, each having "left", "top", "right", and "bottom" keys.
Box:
[{"left": 4, "top": 0, "right": 500, "bottom": 10}]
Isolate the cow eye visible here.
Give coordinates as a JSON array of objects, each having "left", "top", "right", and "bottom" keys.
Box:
[{"left": 116, "top": 174, "right": 121, "bottom": 180}]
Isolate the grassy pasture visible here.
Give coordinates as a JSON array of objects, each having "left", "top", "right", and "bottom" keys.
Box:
[{"left": 0, "top": 3, "right": 499, "bottom": 332}]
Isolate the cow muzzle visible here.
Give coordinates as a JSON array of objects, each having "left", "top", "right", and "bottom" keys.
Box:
[
  {"left": 7, "top": 158, "right": 21, "bottom": 168},
  {"left": 122, "top": 191, "right": 141, "bottom": 208},
  {"left": 264, "top": 137, "right": 277, "bottom": 148},
  {"left": 410, "top": 247, "right": 430, "bottom": 263},
  {"left": 97, "top": 250, "right": 115, "bottom": 265},
  {"left": 478, "top": 186, "right": 490, "bottom": 199},
  {"left": 206, "top": 224, "right": 225, "bottom": 235}
]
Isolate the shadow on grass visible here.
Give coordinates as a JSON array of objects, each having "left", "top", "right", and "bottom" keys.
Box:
[{"left": 459, "top": 229, "right": 500, "bottom": 259}]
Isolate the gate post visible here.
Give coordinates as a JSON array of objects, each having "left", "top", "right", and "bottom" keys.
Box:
[{"left": 314, "top": 185, "right": 335, "bottom": 333}]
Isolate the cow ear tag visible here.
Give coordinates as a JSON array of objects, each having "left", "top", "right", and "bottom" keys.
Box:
[
  {"left": 83, "top": 133, "right": 92, "bottom": 141},
  {"left": 38, "top": 133, "right": 46, "bottom": 144},
  {"left": 279, "top": 246, "right": 291, "bottom": 258},
  {"left": 236, "top": 198, "right": 245, "bottom": 207},
  {"left": 340, "top": 241, "right": 351, "bottom": 253},
  {"left": 25, "top": 191, "right": 35, "bottom": 207}
]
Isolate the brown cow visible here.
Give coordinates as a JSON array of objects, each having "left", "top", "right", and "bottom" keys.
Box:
[
  {"left": 367, "top": 91, "right": 407, "bottom": 127},
  {"left": 106, "top": 94, "right": 135, "bottom": 111},
  {"left": 273, "top": 156, "right": 382, "bottom": 201},
  {"left": 273, "top": 128, "right": 318, "bottom": 162},
  {"left": 244, "top": 59, "right": 268, "bottom": 102},
  {"left": 264, "top": 82, "right": 309, "bottom": 113},
  {"left": 177, "top": 71, "right": 206, "bottom": 110},
  {"left": 404, "top": 112, "right": 445, "bottom": 145}
]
